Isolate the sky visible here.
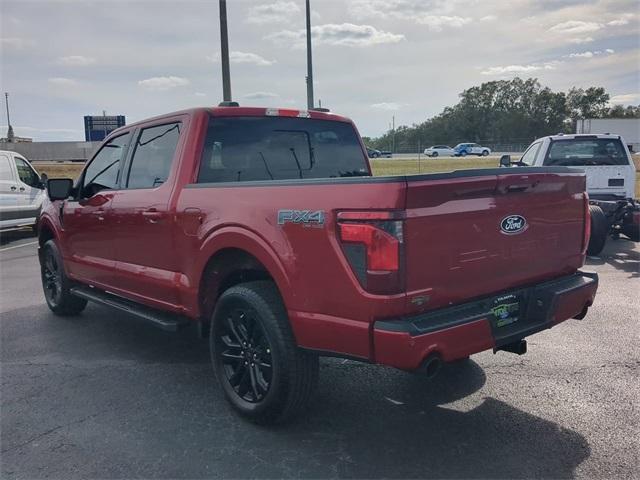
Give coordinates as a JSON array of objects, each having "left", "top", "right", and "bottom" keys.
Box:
[{"left": 0, "top": 0, "right": 639, "bottom": 141}]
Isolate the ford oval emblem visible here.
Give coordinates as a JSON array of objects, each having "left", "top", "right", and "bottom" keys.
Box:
[{"left": 500, "top": 215, "right": 527, "bottom": 235}]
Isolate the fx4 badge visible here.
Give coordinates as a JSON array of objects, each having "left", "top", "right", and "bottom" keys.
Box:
[
  {"left": 278, "top": 209, "right": 325, "bottom": 227},
  {"left": 500, "top": 214, "right": 527, "bottom": 235}
]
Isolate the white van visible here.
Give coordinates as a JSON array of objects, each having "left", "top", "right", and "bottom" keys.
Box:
[{"left": 0, "top": 150, "right": 46, "bottom": 231}]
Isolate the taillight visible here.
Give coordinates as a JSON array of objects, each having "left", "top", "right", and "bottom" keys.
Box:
[
  {"left": 337, "top": 211, "right": 404, "bottom": 294},
  {"left": 581, "top": 192, "right": 591, "bottom": 256}
]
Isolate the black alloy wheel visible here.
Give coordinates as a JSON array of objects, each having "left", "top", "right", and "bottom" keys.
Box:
[
  {"left": 42, "top": 247, "right": 62, "bottom": 307},
  {"left": 216, "top": 307, "right": 273, "bottom": 403}
]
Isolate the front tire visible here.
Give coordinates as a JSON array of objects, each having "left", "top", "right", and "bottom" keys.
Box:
[
  {"left": 587, "top": 205, "right": 609, "bottom": 256},
  {"left": 210, "top": 281, "right": 319, "bottom": 424},
  {"left": 431, "top": 152, "right": 439, "bottom": 158},
  {"left": 40, "top": 240, "right": 87, "bottom": 316},
  {"left": 460, "top": 151, "right": 467, "bottom": 157}
]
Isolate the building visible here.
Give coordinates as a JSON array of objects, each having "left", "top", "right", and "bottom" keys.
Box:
[
  {"left": 84, "top": 115, "right": 126, "bottom": 141},
  {"left": 0, "top": 141, "right": 99, "bottom": 162},
  {"left": 576, "top": 118, "right": 640, "bottom": 153}
]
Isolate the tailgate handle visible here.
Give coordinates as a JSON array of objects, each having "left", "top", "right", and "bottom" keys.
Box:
[{"left": 504, "top": 184, "right": 533, "bottom": 193}]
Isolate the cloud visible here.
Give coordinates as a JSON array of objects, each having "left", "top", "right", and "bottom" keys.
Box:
[
  {"left": 48, "top": 77, "right": 78, "bottom": 86},
  {"left": 480, "top": 15, "right": 497, "bottom": 22},
  {"left": 349, "top": 0, "right": 471, "bottom": 31},
  {"left": 568, "top": 37, "right": 594, "bottom": 44},
  {"left": 57, "top": 55, "right": 96, "bottom": 66},
  {"left": 565, "top": 49, "right": 614, "bottom": 58},
  {"left": 207, "top": 51, "right": 275, "bottom": 66},
  {"left": 247, "top": 1, "right": 300, "bottom": 24},
  {"left": 481, "top": 62, "right": 561, "bottom": 75},
  {"left": 371, "top": 102, "right": 405, "bottom": 111},
  {"left": 609, "top": 93, "right": 640, "bottom": 105},
  {"left": 137, "top": 76, "right": 190, "bottom": 91},
  {"left": 607, "top": 14, "right": 634, "bottom": 26},
  {"left": 243, "top": 91, "right": 279, "bottom": 100},
  {"left": 548, "top": 20, "right": 603, "bottom": 34},
  {"left": 267, "top": 23, "right": 404, "bottom": 48},
  {"left": 0, "top": 37, "right": 35, "bottom": 49}
]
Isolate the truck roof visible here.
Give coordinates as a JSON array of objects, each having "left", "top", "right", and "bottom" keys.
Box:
[
  {"left": 109, "top": 106, "right": 354, "bottom": 138},
  {"left": 543, "top": 133, "right": 622, "bottom": 141}
]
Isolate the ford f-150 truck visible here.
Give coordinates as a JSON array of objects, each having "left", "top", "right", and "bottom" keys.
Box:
[{"left": 39, "top": 106, "right": 598, "bottom": 423}]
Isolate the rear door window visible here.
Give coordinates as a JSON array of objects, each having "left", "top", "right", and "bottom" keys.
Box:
[
  {"left": 197, "top": 116, "right": 369, "bottom": 183},
  {"left": 544, "top": 138, "right": 629, "bottom": 166},
  {"left": 126, "top": 123, "right": 181, "bottom": 189}
]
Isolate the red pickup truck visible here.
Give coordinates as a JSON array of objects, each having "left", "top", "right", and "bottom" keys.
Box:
[{"left": 39, "top": 106, "right": 598, "bottom": 423}]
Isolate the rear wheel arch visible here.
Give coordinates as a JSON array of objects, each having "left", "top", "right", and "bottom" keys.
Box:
[{"left": 198, "top": 248, "right": 276, "bottom": 321}]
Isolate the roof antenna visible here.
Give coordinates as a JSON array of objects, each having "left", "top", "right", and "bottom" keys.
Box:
[{"left": 218, "top": 0, "right": 238, "bottom": 107}]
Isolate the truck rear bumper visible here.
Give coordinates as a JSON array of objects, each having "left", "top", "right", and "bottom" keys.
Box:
[{"left": 373, "top": 271, "right": 598, "bottom": 371}]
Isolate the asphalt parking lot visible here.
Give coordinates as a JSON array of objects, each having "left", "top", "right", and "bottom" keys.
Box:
[{"left": 1, "top": 231, "right": 638, "bottom": 479}]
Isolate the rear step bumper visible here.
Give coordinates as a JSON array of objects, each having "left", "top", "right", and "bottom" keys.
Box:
[{"left": 373, "top": 271, "right": 598, "bottom": 371}]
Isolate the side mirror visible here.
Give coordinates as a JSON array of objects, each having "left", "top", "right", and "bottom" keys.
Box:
[
  {"left": 499, "top": 154, "right": 512, "bottom": 167},
  {"left": 47, "top": 178, "right": 73, "bottom": 201},
  {"left": 38, "top": 173, "right": 48, "bottom": 190}
]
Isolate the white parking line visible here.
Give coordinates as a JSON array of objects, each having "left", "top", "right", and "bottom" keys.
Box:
[{"left": 0, "top": 241, "right": 38, "bottom": 252}]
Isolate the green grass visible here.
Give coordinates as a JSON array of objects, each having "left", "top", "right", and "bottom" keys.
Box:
[
  {"left": 372, "top": 156, "right": 640, "bottom": 198},
  {"left": 36, "top": 156, "right": 640, "bottom": 198}
]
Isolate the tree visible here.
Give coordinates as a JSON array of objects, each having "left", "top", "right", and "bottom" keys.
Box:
[
  {"left": 367, "top": 79, "right": 628, "bottom": 151},
  {"left": 566, "top": 87, "right": 610, "bottom": 120}
]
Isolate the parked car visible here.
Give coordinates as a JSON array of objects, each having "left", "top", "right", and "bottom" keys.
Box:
[
  {"left": 499, "top": 133, "right": 639, "bottom": 255},
  {"left": 0, "top": 150, "right": 46, "bottom": 231},
  {"left": 39, "top": 106, "right": 598, "bottom": 424},
  {"left": 366, "top": 147, "right": 381, "bottom": 158},
  {"left": 454, "top": 143, "right": 491, "bottom": 157},
  {"left": 423, "top": 145, "right": 454, "bottom": 157}
]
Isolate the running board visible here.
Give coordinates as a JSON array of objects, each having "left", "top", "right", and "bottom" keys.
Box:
[{"left": 70, "top": 286, "right": 189, "bottom": 332}]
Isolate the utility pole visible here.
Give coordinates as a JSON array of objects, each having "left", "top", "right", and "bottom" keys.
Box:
[
  {"left": 392, "top": 115, "right": 395, "bottom": 154},
  {"left": 102, "top": 109, "right": 108, "bottom": 140},
  {"left": 219, "top": 0, "right": 232, "bottom": 103},
  {"left": 305, "top": 0, "right": 314, "bottom": 110},
  {"left": 4, "top": 92, "right": 14, "bottom": 142}
]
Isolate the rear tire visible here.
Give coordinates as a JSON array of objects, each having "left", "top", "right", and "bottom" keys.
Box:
[
  {"left": 482, "top": 150, "right": 489, "bottom": 156},
  {"left": 40, "top": 240, "right": 87, "bottom": 316},
  {"left": 587, "top": 205, "right": 609, "bottom": 256},
  {"left": 210, "top": 280, "right": 319, "bottom": 424}
]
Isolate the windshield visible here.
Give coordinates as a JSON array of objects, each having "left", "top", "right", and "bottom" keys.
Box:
[
  {"left": 198, "top": 116, "right": 369, "bottom": 183},
  {"left": 544, "top": 138, "right": 629, "bottom": 166}
]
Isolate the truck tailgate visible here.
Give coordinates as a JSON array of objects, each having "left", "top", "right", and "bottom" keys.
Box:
[{"left": 403, "top": 168, "right": 587, "bottom": 310}]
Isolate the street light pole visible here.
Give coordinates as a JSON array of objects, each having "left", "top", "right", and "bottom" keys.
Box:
[
  {"left": 305, "top": 0, "right": 314, "bottom": 110},
  {"left": 4, "top": 92, "right": 14, "bottom": 142},
  {"left": 219, "top": 0, "right": 232, "bottom": 103}
]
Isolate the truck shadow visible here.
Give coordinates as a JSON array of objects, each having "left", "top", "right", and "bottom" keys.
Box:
[
  {"left": 0, "top": 228, "right": 36, "bottom": 247},
  {"left": 586, "top": 237, "right": 639, "bottom": 277},
  {"left": 1, "top": 305, "right": 590, "bottom": 479}
]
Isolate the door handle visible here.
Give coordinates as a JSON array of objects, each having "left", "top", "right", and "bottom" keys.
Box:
[
  {"left": 91, "top": 209, "right": 106, "bottom": 221},
  {"left": 10, "top": 186, "right": 16, "bottom": 191},
  {"left": 142, "top": 209, "right": 164, "bottom": 223},
  {"left": 19, "top": 187, "right": 25, "bottom": 191}
]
